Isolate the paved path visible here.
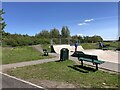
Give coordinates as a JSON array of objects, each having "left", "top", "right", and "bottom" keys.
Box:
[
  {"left": 0, "top": 72, "right": 44, "bottom": 89},
  {"left": 32, "top": 45, "right": 44, "bottom": 53},
  {"left": 1, "top": 73, "right": 36, "bottom": 88},
  {"left": 2, "top": 57, "right": 59, "bottom": 71}
]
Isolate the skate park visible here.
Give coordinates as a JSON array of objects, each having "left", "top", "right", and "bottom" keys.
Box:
[
  {"left": 51, "top": 44, "right": 119, "bottom": 63},
  {"left": 50, "top": 44, "right": 119, "bottom": 72}
]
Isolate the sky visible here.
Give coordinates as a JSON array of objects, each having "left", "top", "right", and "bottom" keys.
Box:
[{"left": 2, "top": 2, "right": 118, "bottom": 40}]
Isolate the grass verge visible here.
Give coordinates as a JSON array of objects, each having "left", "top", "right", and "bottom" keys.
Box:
[
  {"left": 2, "top": 46, "right": 53, "bottom": 64},
  {"left": 81, "top": 43, "right": 98, "bottom": 49},
  {"left": 81, "top": 42, "right": 119, "bottom": 50},
  {"left": 41, "top": 44, "right": 51, "bottom": 52},
  {"left": 5, "top": 60, "right": 119, "bottom": 88}
]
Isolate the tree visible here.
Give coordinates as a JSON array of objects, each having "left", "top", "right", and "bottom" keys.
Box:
[
  {"left": 91, "top": 35, "right": 103, "bottom": 43},
  {"left": 0, "top": 9, "right": 7, "bottom": 32},
  {"left": 83, "top": 36, "right": 89, "bottom": 43},
  {"left": 61, "top": 26, "right": 70, "bottom": 38},
  {"left": 36, "top": 30, "right": 50, "bottom": 38},
  {"left": 50, "top": 28, "right": 60, "bottom": 38},
  {"left": 82, "top": 35, "right": 103, "bottom": 43},
  {"left": 0, "top": 9, "right": 7, "bottom": 45}
]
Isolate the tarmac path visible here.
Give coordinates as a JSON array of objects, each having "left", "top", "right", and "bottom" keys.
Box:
[
  {"left": 1, "top": 57, "right": 59, "bottom": 71},
  {"left": 32, "top": 45, "right": 44, "bottom": 53},
  {"left": 0, "top": 72, "right": 45, "bottom": 89}
]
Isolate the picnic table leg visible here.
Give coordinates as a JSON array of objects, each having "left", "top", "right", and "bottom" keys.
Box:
[
  {"left": 96, "top": 63, "right": 98, "bottom": 70},
  {"left": 81, "top": 60, "right": 83, "bottom": 66}
]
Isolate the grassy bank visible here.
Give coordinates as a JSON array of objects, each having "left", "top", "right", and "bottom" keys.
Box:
[
  {"left": 2, "top": 46, "right": 53, "bottom": 64},
  {"left": 41, "top": 44, "right": 51, "bottom": 52},
  {"left": 6, "top": 60, "right": 119, "bottom": 88},
  {"left": 81, "top": 43, "right": 98, "bottom": 49},
  {"left": 81, "top": 42, "right": 119, "bottom": 50}
]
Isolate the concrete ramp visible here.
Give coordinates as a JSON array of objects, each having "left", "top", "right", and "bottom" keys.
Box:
[
  {"left": 52, "top": 45, "right": 84, "bottom": 55},
  {"left": 83, "top": 49, "right": 119, "bottom": 64},
  {"left": 51, "top": 45, "right": 119, "bottom": 64}
]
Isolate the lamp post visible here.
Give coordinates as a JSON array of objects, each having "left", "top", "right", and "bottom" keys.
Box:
[{"left": 59, "top": 35, "right": 61, "bottom": 44}]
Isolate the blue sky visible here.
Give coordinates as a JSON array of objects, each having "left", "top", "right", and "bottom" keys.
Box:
[{"left": 3, "top": 2, "right": 118, "bottom": 40}]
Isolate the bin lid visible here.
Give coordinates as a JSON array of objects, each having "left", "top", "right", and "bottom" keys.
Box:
[{"left": 61, "top": 48, "right": 69, "bottom": 50}]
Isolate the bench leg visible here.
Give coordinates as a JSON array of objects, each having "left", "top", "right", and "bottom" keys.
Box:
[
  {"left": 81, "top": 60, "right": 83, "bottom": 66},
  {"left": 96, "top": 64, "right": 98, "bottom": 70}
]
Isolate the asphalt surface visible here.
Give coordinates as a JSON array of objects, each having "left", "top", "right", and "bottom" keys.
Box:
[
  {"left": 0, "top": 73, "right": 44, "bottom": 89},
  {"left": 2, "top": 58, "right": 58, "bottom": 71},
  {"left": 1, "top": 73, "right": 35, "bottom": 88}
]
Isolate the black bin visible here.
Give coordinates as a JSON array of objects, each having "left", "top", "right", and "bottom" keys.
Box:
[{"left": 60, "top": 48, "right": 69, "bottom": 61}]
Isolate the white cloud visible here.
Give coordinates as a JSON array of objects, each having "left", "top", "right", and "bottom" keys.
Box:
[
  {"left": 78, "top": 18, "right": 94, "bottom": 26},
  {"left": 77, "top": 34, "right": 83, "bottom": 37},
  {"left": 78, "top": 22, "right": 86, "bottom": 26},
  {"left": 84, "top": 19, "right": 94, "bottom": 22}
]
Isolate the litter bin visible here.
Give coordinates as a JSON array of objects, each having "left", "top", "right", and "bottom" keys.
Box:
[
  {"left": 43, "top": 49, "right": 48, "bottom": 56},
  {"left": 60, "top": 48, "right": 69, "bottom": 61}
]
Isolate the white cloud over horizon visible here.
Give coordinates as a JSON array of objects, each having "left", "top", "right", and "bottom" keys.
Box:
[
  {"left": 84, "top": 19, "right": 94, "bottom": 22},
  {"left": 78, "top": 22, "right": 86, "bottom": 26},
  {"left": 77, "top": 33, "right": 83, "bottom": 36},
  {"left": 78, "top": 18, "right": 94, "bottom": 26}
]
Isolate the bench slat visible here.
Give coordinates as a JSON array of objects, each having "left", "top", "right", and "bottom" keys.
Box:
[{"left": 79, "top": 57, "right": 104, "bottom": 64}]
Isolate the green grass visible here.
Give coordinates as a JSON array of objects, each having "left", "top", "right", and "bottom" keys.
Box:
[
  {"left": 103, "top": 41, "right": 120, "bottom": 49},
  {"left": 81, "top": 43, "right": 98, "bottom": 49},
  {"left": 41, "top": 44, "right": 51, "bottom": 52},
  {"left": 2, "top": 46, "right": 53, "bottom": 64},
  {"left": 6, "top": 60, "right": 119, "bottom": 88},
  {"left": 81, "top": 42, "right": 119, "bottom": 50}
]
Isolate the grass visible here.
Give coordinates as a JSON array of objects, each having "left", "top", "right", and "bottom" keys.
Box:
[
  {"left": 6, "top": 60, "right": 119, "bottom": 88},
  {"left": 41, "top": 44, "right": 51, "bottom": 52},
  {"left": 81, "top": 43, "right": 98, "bottom": 49},
  {"left": 2, "top": 46, "right": 53, "bottom": 64},
  {"left": 103, "top": 41, "right": 120, "bottom": 50},
  {"left": 81, "top": 41, "right": 119, "bottom": 50}
]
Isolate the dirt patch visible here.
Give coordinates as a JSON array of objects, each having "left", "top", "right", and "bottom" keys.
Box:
[{"left": 27, "top": 79, "right": 76, "bottom": 88}]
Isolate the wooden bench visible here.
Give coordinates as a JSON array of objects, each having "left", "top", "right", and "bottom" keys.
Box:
[
  {"left": 43, "top": 49, "right": 48, "bottom": 56},
  {"left": 78, "top": 54, "right": 104, "bottom": 70}
]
